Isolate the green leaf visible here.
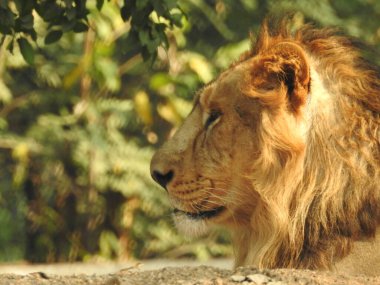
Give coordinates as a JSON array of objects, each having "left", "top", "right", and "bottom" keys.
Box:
[
  {"left": 61, "top": 19, "right": 76, "bottom": 32},
  {"left": 169, "top": 13, "right": 182, "bottom": 27},
  {"left": 149, "top": 73, "right": 172, "bottom": 90},
  {"left": 13, "top": 0, "right": 22, "bottom": 13},
  {"left": 138, "top": 30, "right": 150, "bottom": 45},
  {"left": 30, "top": 29, "right": 37, "bottom": 41},
  {"left": 0, "top": 8, "right": 15, "bottom": 34},
  {"left": 19, "top": 13, "right": 34, "bottom": 30},
  {"left": 96, "top": 0, "right": 104, "bottom": 10},
  {"left": 136, "top": 0, "right": 150, "bottom": 10},
  {"left": 38, "top": 2, "right": 63, "bottom": 22},
  {"left": 44, "top": 30, "right": 63, "bottom": 45},
  {"left": 17, "top": 37, "right": 34, "bottom": 65},
  {"left": 73, "top": 22, "right": 88, "bottom": 33},
  {"left": 6, "top": 37, "right": 14, "bottom": 53},
  {"left": 66, "top": 8, "right": 76, "bottom": 21},
  {"left": 152, "top": 2, "right": 166, "bottom": 16},
  {"left": 121, "top": 32, "right": 140, "bottom": 58},
  {"left": 154, "top": 23, "right": 168, "bottom": 47},
  {"left": 146, "top": 37, "right": 159, "bottom": 53},
  {"left": 17, "top": 0, "right": 34, "bottom": 15},
  {"left": 164, "top": 0, "right": 177, "bottom": 9}
]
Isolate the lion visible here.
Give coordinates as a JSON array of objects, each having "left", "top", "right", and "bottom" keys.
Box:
[{"left": 150, "top": 19, "right": 380, "bottom": 276}]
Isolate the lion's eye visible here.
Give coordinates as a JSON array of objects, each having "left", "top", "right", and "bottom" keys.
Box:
[{"left": 205, "top": 110, "right": 222, "bottom": 129}]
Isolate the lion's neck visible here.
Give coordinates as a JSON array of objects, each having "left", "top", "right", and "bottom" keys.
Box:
[{"left": 232, "top": 59, "right": 380, "bottom": 273}]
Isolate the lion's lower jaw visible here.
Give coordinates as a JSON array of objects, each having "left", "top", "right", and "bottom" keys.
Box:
[{"left": 173, "top": 213, "right": 210, "bottom": 238}]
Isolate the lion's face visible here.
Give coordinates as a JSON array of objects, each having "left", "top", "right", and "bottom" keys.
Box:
[
  {"left": 150, "top": 62, "right": 261, "bottom": 235},
  {"left": 150, "top": 43, "right": 310, "bottom": 237}
]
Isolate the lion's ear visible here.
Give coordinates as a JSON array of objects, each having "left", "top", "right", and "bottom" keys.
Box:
[{"left": 250, "top": 42, "right": 310, "bottom": 114}]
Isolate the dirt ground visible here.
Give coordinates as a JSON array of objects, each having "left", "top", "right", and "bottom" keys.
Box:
[{"left": 0, "top": 260, "right": 379, "bottom": 285}]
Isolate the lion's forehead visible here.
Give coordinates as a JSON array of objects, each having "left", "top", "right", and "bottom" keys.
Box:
[
  {"left": 164, "top": 62, "right": 247, "bottom": 159},
  {"left": 199, "top": 64, "right": 246, "bottom": 109}
]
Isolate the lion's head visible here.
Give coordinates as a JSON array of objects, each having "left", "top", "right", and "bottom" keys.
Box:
[
  {"left": 150, "top": 39, "right": 310, "bottom": 229},
  {"left": 150, "top": 20, "right": 380, "bottom": 274}
]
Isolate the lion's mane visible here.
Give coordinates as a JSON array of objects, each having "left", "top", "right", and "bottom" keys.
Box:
[{"left": 233, "top": 20, "right": 380, "bottom": 271}]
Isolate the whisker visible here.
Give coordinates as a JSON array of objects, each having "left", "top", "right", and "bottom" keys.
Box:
[{"left": 200, "top": 188, "right": 247, "bottom": 206}]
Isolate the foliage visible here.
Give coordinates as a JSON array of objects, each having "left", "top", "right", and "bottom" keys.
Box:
[
  {"left": 0, "top": 0, "right": 379, "bottom": 262},
  {"left": 0, "top": 0, "right": 183, "bottom": 64}
]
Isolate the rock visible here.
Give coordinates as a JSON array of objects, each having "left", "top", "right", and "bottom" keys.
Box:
[
  {"left": 246, "top": 274, "right": 270, "bottom": 284},
  {"left": 268, "top": 282, "right": 287, "bottom": 285},
  {"left": 230, "top": 275, "right": 246, "bottom": 282},
  {"left": 213, "top": 278, "right": 224, "bottom": 285},
  {"left": 104, "top": 276, "right": 121, "bottom": 285}
]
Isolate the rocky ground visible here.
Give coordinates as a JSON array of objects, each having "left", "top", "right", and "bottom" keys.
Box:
[{"left": 0, "top": 264, "right": 379, "bottom": 285}]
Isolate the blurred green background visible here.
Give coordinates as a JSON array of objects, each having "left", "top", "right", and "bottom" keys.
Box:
[{"left": 0, "top": 0, "right": 379, "bottom": 263}]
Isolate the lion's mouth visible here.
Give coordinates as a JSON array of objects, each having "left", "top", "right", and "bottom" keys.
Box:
[{"left": 173, "top": 206, "right": 225, "bottom": 220}]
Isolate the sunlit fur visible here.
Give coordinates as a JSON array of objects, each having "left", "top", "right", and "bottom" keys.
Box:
[
  {"left": 151, "top": 18, "right": 380, "bottom": 275},
  {"left": 232, "top": 19, "right": 380, "bottom": 271}
]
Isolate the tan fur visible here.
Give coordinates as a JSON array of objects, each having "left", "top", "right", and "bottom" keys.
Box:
[{"left": 151, "top": 19, "right": 380, "bottom": 275}]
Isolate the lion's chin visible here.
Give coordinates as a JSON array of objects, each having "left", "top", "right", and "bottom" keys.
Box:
[{"left": 172, "top": 212, "right": 210, "bottom": 238}]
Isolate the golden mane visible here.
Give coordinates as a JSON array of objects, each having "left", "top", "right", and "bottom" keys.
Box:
[{"left": 233, "top": 19, "right": 380, "bottom": 270}]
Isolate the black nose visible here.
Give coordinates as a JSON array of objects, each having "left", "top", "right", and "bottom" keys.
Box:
[{"left": 151, "top": 170, "right": 174, "bottom": 189}]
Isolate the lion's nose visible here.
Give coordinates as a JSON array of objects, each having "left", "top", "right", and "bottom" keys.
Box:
[{"left": 151, "top": 169, "right": 174, "bottom": 190}]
